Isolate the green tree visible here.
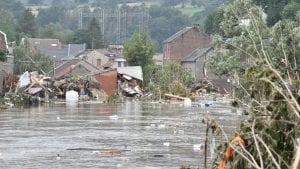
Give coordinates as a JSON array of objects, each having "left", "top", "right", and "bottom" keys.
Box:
[
  {"left": 144, "top": 62, "right": 193, "bottom": 99},
  {"left": 204, "top": 8, "right": 225, "bottom": 35},
  {"left": 162, "top": 0, "right": 181, "bottom": 7},
  {"left": 71, "top": 18, "right": 103, "bottom": 49},
  {"left": 75, "top": 0, "right": 90, "bottom": 5},
  {"left": 18, "top": 8, "right": 37, "bottom": 37},
  {"left": 205, "top": 1, "right": 300, "bottom": 168},
  {"left": 38, "top": 23, "right": 74, "bottom": 43},
  {"left": 0, "top": 0, "right": 25, "bottom": 19},
  {"left": 253, "top": 0, "right": 290, "bottom": 26},
  {"left": 124, "top": 32, "right": 155, "bottom": 71},
  {"left": 282, "top": 1, "right": 300, "bottom": 20},
  {"left": 37, "top": 6, "right": 66, "bottom": 26},
  {"left": 27, "top": 0, "right": 43, "bottom": 5},
  {"left": 87, "top": 18, "right": 103, "bottom": 49},
  {"left": 149, "top": 6, "right": 191, "bottom": 51},
  {"left": 71, "top": 29, "right": 88, "bottom": 44},
  {"left": 14, "top": 39, "right": 52, "bottom": 75},
  {"left": 0, "top": 10, "right": 18, "bottom": 42},
  {"left": 0, "top": 49, "right": 6, "bottom": 62}
]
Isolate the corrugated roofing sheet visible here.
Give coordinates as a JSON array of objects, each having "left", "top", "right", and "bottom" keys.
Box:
[{"left": 117, "top": 66, "right": 143, "bottom": 81}]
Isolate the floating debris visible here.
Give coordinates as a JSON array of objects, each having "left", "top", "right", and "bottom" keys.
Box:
[
  {"left": 56, "top": 154, "right": 61, "bottom": 160},
  {"left": 163, "top": 142, "right": 170, "bottom": 147},
  {"left": 109, "top": 115, "right": 119, "bottom": 120},
  {"left": 193, "top": 144, "right": 204, "bottom": 151}
]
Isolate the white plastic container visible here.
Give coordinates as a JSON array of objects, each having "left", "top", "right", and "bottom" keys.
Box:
[
  {"left": 66, "top": 90, "right": 79, "bottom": 103},
  {"left": 183, "top": 98, "right": 192, "bottom": 107}
]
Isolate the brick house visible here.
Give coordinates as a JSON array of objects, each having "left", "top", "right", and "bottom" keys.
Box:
[{"left": 163, "top": 25, "right": 211, "bottom": 64}]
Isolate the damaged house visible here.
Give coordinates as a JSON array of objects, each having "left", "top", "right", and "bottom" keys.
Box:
[{"left": 117, "top": 66, "right": 143, "bottom": 96}]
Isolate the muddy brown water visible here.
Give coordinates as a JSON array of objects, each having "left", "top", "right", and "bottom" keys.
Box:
[{"left": 0, "top": 100, "right": 241, "bottom": 169}]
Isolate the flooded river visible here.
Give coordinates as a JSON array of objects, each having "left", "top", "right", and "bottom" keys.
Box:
[{"left": 0, "top": 100, "right": 241, "bottom": 169}]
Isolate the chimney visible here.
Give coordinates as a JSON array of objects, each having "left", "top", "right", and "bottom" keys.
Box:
[{"left": 193, "top": 23, "right": 200, "bottom": 28}]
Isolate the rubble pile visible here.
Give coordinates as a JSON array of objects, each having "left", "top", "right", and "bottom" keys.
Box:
[
  {"left": 52, "top": 76, "right": 103, "bottom": 100},
  {"left": 190, "top": 80, "right": 219, "bottom": 94},
  {"left": 2, "top": 71, "right": 107, "bottom": 106}
]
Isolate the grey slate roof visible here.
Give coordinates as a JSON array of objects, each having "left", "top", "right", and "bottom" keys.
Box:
[
  {"left": 181, "top": 47, "right": 212, "bottom": 62},
  {"left": 38, "top": 44, "right": 86, "bottom": 60},
  {"left": 50, "top": 58, "right": 99, "bottom": 78},
  {"left": 163, "top": 27, "right": 192, "bottom": 43}
]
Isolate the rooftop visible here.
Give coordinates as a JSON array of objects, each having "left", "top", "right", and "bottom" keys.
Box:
[
  {"left": 163, "top": 27, "right": 193, "bottom": 43},
  {"left": 181, "top": 47, "right": 213, "bottom": 62}
]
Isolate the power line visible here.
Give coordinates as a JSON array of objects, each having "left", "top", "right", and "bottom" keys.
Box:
[{"left": 78, "top": 8, "right": 149, "bottom": 45}]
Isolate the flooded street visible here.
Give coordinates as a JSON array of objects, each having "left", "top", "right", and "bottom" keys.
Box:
[{"left": 0, "top": 100, "right": 241, "bottom": 169}]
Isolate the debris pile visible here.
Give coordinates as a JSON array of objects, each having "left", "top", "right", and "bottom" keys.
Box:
[
  {"left": 118, "top": 76, "right": 143, "bottom": 97},
  {"left": 190, "top": 80, "right": 219, "bottom": 94},
  {"left": 2, "top": 71, "right": 107, "bottom": 106},
  {"left": 117, "top": 66, "right": 144, "bottom": 97}
]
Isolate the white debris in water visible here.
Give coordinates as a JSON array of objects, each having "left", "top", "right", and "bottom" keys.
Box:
[
  {"left": 174, "top": 129, "right": 184, "bottom": 135},
  {"left": 177, "top": 129, "right": 184, "bottom": 134},
  {"left": 163, "top": 142, "right": 170, "bottom": 147},
  {"left": 56, "top": 116, "right": 60, "bottom": 120},
  {"left": 157, "top": 124, "right": 166, "bottom": 129},
  {"left": 183, "top": 98, "right": 192, "bottom": 107},
  {"left": 66, "top": 90, "right": 79, "bottom": 103},
  {"left": 193, "top": 144, "right": 204, "bottom": 151},
  {"left": 109, "top": 115, "right": 119, "bottom": 120},
  {"left": 56, "top": 154, "right": 61, "bottom": 160}
]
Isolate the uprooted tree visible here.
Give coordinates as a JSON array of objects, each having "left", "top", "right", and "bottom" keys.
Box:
[
  {"left": 206, "top": 0, "right": 300, "bottom": 168},
  {"left": 143, "top": 62, "right": 194, "bottom": 100}
]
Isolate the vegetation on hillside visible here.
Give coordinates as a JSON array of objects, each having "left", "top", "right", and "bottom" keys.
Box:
[{"left": 1, "top": 0, "right": 227, "bottom": 50}]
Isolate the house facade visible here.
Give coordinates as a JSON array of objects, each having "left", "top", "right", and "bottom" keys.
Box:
[
  {"left": 163, "top": 25, "right": 211, "bottom": 64},
  {"left": 181, "top": 47, "right": 215, "bottom": 80},
  {"left": 181, "top": 47, "right": 229, "bottom": 94},
  {"left": 84, "top": 48, "right": 126, "bottom": 68}
]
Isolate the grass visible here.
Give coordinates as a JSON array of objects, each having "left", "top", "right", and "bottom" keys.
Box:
[{"left": 178, "top": 7, "right": 204, "bottom": 17}]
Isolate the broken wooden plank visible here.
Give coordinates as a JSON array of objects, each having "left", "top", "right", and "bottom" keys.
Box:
[{"left": 164, "top": 93, "right": 187, "bottom": 100}]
